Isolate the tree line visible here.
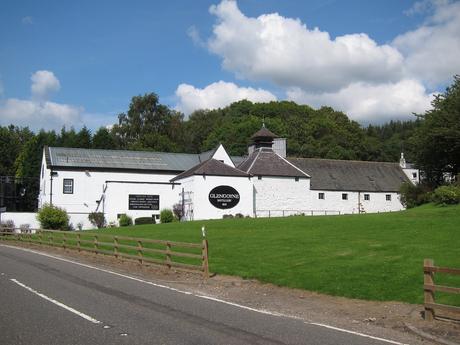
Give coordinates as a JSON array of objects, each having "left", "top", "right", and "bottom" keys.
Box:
[{"left": 1, "top": 75, "right": 459, "bottom": 210}]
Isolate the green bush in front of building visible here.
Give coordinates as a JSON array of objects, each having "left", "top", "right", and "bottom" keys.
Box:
[
  {"left": 119, "top": 214, "right": 133, "bottom": 227},
  {"left": 160, "top": 209, "right": 174, "bottom": 223},
  {"left": 431, "top": 185, "right": 460, "bottom": 205},
  {"left": 37, "top": 204, "right": 70, "bottom": 230},
  {"left": 134, "top": 217, "right": 156, "bottom": 225}
]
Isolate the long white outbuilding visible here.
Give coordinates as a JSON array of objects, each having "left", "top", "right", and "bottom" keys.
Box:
[{"left": 38, "top": 127, "right": 419, "bottom": 229}]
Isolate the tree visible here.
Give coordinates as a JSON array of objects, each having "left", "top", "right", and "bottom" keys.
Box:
[
  {"left": 92, "top": 127, "right": 116, "bottom": 149},
  {"left": 112, "top": 93, "right": 185, "bottom": 152},
  {"left": 413, "top": 75, "right": 460, "bottom": 186}
]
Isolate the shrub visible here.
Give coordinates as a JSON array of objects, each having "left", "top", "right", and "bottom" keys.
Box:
[
  {"left": 431, "top": 185, "right": 460, "bottom": 205},
  {"left": 37, "top": 204, "right": 70, "bottom": 230},
  {"left": 20, "top": 224, "right": 31, "bottom": 233},
  {"left": 399, "top": 183, "right": 431, "bottom": 209},
  {"left": 172, "top": 203, "right": 183, "bottom": 220},
  {"left": 0, "top": 220, "right": 15, "bottom": 233},
  {"left": 160, "top": 209, "right": 174, "bottom": 223},
  {"left": 135, "top": 217, "right": 156, "bottom": 225},
  {"left": 88, "top": 212, "right": 106, "bottom": 229},
  {"left": 222, "top": 214, "right": 234, "bottom": 219},
  {"left": 119, "top": 214, "right": 133, "bottom": 227},
  {"left": 235, "top": 213, "right": 244, "bottom": 218}
]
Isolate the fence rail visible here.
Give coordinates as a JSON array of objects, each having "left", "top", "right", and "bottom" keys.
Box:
[
  {"left": 423, "top": 259, "right": 460, "bottom": 321},
  {"left": 0, "top": 228, "right": 209, "bottom": 278}
]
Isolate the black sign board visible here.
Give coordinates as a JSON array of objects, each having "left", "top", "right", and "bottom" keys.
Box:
[
  {"left": 129, "top": 194, "right": 159, "bottom": 210},
  {"left": 208, "top": 185, "right": 240, "bottom": 209}
]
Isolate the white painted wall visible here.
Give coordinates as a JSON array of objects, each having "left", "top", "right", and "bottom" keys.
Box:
[
  {"left": 176, "top": 175, "right": 253, "bottom": 220},
  {"left": 39, "top": 164, "right": 179, "bottom": 228},
  {"left": 212, "top": 144, "right": 235, "bottom": 167},
  {"left": 0, "top": 212, "right": 40, "bottom": 229},
  {"left": 403, "top": 168, "right": 420, "bottom": 185},
  {"left": 253, "top": 176, "right": 311, "bottom": 217},
  {"left": 311, "top": 190, "right": 404, "bottom": 214},
  {"left": 103, "top": 181, "right": 180, "bottom": 225}
]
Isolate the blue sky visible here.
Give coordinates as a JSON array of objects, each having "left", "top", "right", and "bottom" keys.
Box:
[{"left": 1, "top": 0, "right": 459, "bottom": 130}]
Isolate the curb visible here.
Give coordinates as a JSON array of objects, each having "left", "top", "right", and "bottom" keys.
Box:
[{"left": 404, "top": 322, "right": 460, "bottom": 345}]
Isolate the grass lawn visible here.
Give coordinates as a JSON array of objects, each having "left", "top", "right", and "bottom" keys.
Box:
[{"left": 91, "top": 204, "right": 460, "bottom": 305}]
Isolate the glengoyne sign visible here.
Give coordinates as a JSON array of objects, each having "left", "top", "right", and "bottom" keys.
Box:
[
  {"left": 208, "top": 185, "right": 240, "bottom": 209},
  {"left": 129, "top": 194, "right": 159, "bottom": 210}
]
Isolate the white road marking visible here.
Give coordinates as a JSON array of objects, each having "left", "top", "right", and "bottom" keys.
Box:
[
  {"left": 10, "top": 278, "right": 101, "bottom": 324},
  {"left": 1, "top": 244, "right": 408, "bottom": 344},
  {"left": 309, "top": 323, "right": 408, "bottom": 345}
]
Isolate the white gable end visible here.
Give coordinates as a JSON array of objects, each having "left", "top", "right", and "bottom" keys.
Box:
[{"left": 212, "top": 144, "right": 235, "bottom": 167}]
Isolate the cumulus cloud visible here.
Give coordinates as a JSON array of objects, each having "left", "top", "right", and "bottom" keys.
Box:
[
  {"left": 0, "top": 98, "right": 82, "bottom": 128},
  {"left": 0, "top": 70, "right": 84, "bottom": 130},
  {"left": 175, "top": 81, "right": 277, "bottom": 115},
  {"left": 207, "top": 0, "right": 404, "bottom": 92},
  {"left": 31, "top": 70, "right": 61, "bottom": 100},
  {"left": 393, "top": 0, "right": 460, "bottom": 87},
  {"left": 287, "top": 79, "right": 436, "bottom": 123},
  {"left": 176, "top": 0, "right": 460, "bottom": 122}
]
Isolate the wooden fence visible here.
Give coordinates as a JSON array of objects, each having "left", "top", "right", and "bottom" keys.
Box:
[
  {"left": 423, "top": 259, "right": 460, "bottom": 321},
  {"left": 0, "top": 229, "right": 209, "bottom": 278}
]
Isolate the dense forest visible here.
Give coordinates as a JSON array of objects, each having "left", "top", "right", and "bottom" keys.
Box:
[{"left": 1, "top": 75, "right": 459, "bottom": 210}]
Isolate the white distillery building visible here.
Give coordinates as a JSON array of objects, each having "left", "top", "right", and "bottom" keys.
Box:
[{"left": 38, "top": 127, "right": 418, "bottom": 228}]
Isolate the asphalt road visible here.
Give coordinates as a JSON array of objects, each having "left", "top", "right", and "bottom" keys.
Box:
[{"left": 0, "top": 244, "right": 406, "bottom": 345}]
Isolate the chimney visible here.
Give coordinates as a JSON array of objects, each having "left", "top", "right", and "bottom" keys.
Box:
[{"left": 399, "top": 152, "right": 406, "bottom": 169}]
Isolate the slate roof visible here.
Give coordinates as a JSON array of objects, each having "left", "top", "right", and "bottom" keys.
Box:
[
  {"left": 238, "top": 148, "right": 309, "bottom": 178},
  {"left": 47, "top": 147, "right": 210, "bottom": 172},
  {"left": 251, "top": 127, "right": 278, "bottom": 139},
  {"left": 171, "top": 159, "right": 250, "bottom": 182},
  {"left": 288, "top": 157, "right": 410, "bottom": 192}
]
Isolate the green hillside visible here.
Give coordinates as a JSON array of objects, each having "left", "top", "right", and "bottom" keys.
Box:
[{"left": 94, "top": 204, "right": 460, "bottom": 305}]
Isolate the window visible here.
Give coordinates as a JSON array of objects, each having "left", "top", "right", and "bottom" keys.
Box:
[
  {"left": 318, "top": 192, "right": 325, "bottom": 200},
  {"left": 364, "top": 194, "right": 370, "bottom": 201},
  {"left": 412, "top": 172, "right": 417, "bottom": 178},
  {"left": 386, "top": 194, "right": 392, "bottom": 201},
  {"left": 342, "top": 193, "right": 348, "bottom": 200},
  {"left": 258, "top": 176, "right": 262, "bottom": 180},
  {"left": 295, "top": 177, "right": 299, "bottom": 182},
  {"left": 63, "top": 179, "right": 74, "bottom": 194}
]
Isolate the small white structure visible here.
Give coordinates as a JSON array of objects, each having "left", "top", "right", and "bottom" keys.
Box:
[{"left": 37, "top": 127, "right": 417, "bottom": 228}]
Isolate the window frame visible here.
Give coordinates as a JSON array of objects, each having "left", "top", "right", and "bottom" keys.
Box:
[
  {"left": 318, "top": 192, "right": 325, "bottom": 200},
  {"left": 386, "top": 194, "right": 392, "bottom": 201},
  {"left": 342, "top": 193, "right": 348, "bottom": 200},
  {"left": 364, "top": 193, "right": 370, "bottom": 201},
  {"left": 63, "top": 178, "right": 74, "bottom": 194}
]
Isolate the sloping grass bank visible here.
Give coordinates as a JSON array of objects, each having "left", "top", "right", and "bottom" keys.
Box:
[{"left": 92, "top": 204, "right": 460, "bottom": 305}]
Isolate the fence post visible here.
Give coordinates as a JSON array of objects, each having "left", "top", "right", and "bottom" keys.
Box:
[
  {"left": 424, "top": 258, "right": 435, "bottom": 321},
  {"left": 166, "top": 242, "right": 172, "bottom": 269},
  {"left": 63, "top": 232, "right": 66, "bottom": 250},
  {"left": 94, "top": 235, "right": 98, "bottom": 254},
  {"left": 137, "top": 240, "right": 143, "bottom": 265},
  {"left": 77, "top": 233, "right": 81, "bottom": 252},
  {"left": 202, "top": 239, "right": 209, "bottom": 279},
  {"left": 38, "top": 230, "right": 42, "bottom": 245},
  {"left": 114, "top": 236, "right": 118, "bottom": 258}
]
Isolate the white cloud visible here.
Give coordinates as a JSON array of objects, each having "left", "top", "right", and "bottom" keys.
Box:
[
  {"left": 207, "top": 0, "right": 404, "bottom": 92},
  {"left": 31, "top": 70, "right": 61, "bottom": 100},
  {"left": 184, "top": 0, "right": 460, "bottom": 123},
  {"left": 0, "top": 70, "right": 85, "bottom": 130},
  {"left": 0, "top": 98, "right": 82, "bottom": 129},
  {"left": 393, "top": 0, "right": 460, "bottom": 87},
  {"left": 287, "top": 79, "right": 435, "bottom": 123},
  {"left": 175, "top": 81, "right": 277, "bottom": 115}
]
